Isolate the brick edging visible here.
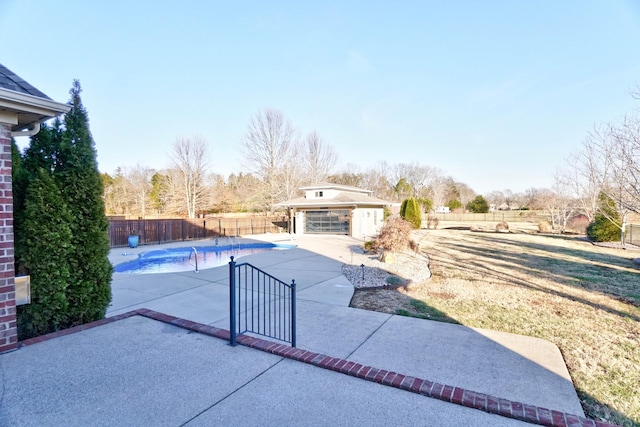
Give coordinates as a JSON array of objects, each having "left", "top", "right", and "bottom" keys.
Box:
[
  {"left": 17, "top": 309, "right": 619, "bottom": 427},
  {"left": 17, "top": 308, "right": 231, "bottom": 348}
]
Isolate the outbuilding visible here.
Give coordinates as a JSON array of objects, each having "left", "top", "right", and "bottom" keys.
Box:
[{"left": 276, "top": 183, "right": 393, "bottom": 239}]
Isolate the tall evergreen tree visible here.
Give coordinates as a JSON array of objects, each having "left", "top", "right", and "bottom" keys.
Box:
[
  {"left": 400, "top": 197, "right": 422, "bottom": 229},
  {"left": 399, "top": 198, "right": 408, "bottom": 218},
  {"left": 16, "top": 169, "right": 73, "bottom": 338},
  {"left": 54, "top": 80, "right": 112, "bottom": 325},
  {"left": 14, "top": 82, "right": 113, "bottom": 337},
  {"left": 13, "top": 122, "right": 62, "bottom": 276},
  {"left": 11, "top": 139, "right": 27, "bottom": 274}
]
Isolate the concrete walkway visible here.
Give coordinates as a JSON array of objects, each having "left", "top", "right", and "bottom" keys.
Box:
[{"left": 0, "top": 234, "right": 597, "bottom": 426}]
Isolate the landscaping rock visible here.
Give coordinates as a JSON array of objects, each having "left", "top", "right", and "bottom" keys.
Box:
[
  {"left": 380, "top": 251, "right": 396, "bottom": 264},
  {"left": 496, "top": 221, "right": 509, "bottom": 232}
]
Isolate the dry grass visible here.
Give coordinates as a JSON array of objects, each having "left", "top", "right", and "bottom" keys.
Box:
[{"left": 350, "top": 226, "right": 640, "bottom": 426}]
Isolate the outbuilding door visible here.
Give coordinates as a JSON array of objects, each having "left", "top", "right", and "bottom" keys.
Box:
[{"left": 304, "top": 210, "right": 350, "bottom": 234}]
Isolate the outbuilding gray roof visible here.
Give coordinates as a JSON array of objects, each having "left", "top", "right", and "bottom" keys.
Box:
[{"left": 0, "top": 63, "right": 51, "bottom": 99}]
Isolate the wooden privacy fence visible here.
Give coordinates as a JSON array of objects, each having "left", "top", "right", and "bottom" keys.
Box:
[{"left": 109, "top": 216, "right": 288, "bottom": 248}]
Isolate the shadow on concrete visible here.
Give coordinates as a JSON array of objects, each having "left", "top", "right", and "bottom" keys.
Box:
[
  {"left": 96, "top": 236, "right": 637, "bottom": 423},
  {"left": 352, "top": 282, "right": 638, "bottom": 426},
  {"left": 371, "top": 230, "right": 639, "bottom": 425}
]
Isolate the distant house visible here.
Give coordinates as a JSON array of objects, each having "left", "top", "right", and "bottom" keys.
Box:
[
  {"left": 276, "top": 183, "right": 393, "bottom": 239},
  {"left": 435, "top": 206, "right": 450, "bottom": 213}
]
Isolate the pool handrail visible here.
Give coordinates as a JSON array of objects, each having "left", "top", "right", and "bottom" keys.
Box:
[{"left": 189, "top": 247, "right": 199, "bottom": 272}]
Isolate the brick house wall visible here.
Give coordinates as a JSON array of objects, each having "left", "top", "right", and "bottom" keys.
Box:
[{"left": 0, "top": 122, "right": 16, "bottom": 353}]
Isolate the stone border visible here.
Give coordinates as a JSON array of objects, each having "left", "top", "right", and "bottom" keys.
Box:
[{"left": 18, "top": 309, "right": 619, "bottom": 427}]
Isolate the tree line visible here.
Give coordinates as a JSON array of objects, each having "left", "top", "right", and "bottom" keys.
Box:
[
  {"left": 102, "top": 96, "right": 640, "bottom": 247},
  {"left": 102, "top": 108, "right": 484, "bottom": 218}
]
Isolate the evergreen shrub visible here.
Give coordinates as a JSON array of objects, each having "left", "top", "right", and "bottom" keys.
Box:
[
  {"left": 14, "top": 81, "right": 113, "bottom": 338},
  {"left": 466, "top": 195, "right": 489, "bottom": 213},
  {"left": 587, "top": 193, "right": 622, "bottom": 243},
  {"left": 587, "top": 216, "right": 621, "bottom": 242},
  {"left": 400, "top": 197, "right": 422, "bottom": 229},
  {"left": 16, "top": 169, "right": 73, "bottom": 338}
]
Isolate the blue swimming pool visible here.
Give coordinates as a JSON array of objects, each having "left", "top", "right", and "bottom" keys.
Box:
[{"left": 114, "top": 243, "right": 295, "bottom": 274}]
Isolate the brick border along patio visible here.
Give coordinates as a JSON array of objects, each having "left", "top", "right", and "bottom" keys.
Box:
[{"left": 18, "top": 309, "right": 618, "bottom": 427}]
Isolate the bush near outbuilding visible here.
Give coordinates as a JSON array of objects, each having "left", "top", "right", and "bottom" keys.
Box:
[
  {"left": 374, "top": 217, "right": 412, "bottom": 253},
  {"left": 400, "top": 197, "right": 422, "bottom": 229}
]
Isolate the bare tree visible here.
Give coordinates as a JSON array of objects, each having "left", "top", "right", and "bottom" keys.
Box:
[
  {"left": 426, "top": 173, "right": 449, "bottom": 210},
  {"left": 571, "top": 88, "right": 640, "bottom": 246},
  {"left": 502, "top": 189, "right": 515, "bottom": 209},
  {"left": 169, "top": 136, "right": 211, "bottom": 219},
  {"left": 199, "top": 172, "right": 222, "bottom": 213},
  {"left": 328, "top": 167, "right": 363, "bottom": 188},
  {"left": 102, "top": 168, "right": 135, "bottom": 216},
  {"left": 549, "top": 172, "right": 578, "bottom": 232},
  {"left": 566, "top": 147, "right": 601, "bottom": 222},
  {"left": 609, "top": 114, "right": 640, "bottom": 213},
  {"left": 159, "top": 168, "right": 184, "bottom": 215},
  {"left": 536, "top": 188, "right": 558, "bottom": 229},
  {"left": 578, "top": 122, "right": 638, "bottom": 246},
  {"left": 303, "top": 131, "right": 337, "bottom": 184},
  {"left": 520, "top": 188, "right": 545, "bottom": 211},
  {"left": 361, "top": 162, "right": 394, "bottom": 200},
  {"left": 391, "top": 163, "right": 436, "bottom": 199},
  {"left": 454, "top": 182, "right": 476, "bottom": 211},
  {"left": 126, "top": 164, "right": 153, "bottom": 218},
  {"left": 485, "top": 190, "right": 504, "bottom": 209},
  {"left": 279, "top": 147, "right": 306, "bottom": 203},
  {"left": 241, "top": 108, "right": 297, "bottom": 211},
  {"left": 227, "top": 172, "right": 262, "bottom": 212},
  {"left": 102, "top": 170, "right": 123, "bottom": 215}
]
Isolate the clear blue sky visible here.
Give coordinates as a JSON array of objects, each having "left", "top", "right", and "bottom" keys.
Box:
[{"left": 2, "top": 1, "right": 639, "bottom": 194}]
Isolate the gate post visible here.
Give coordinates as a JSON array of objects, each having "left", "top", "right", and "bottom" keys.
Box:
[
  {"left": 291, "top": 279, "right": 297, "bottom": 348},
  {"left": 229, "top": 256, "right": 237, "bottom": 346}
]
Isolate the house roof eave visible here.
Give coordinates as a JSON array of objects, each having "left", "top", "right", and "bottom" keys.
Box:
[{"left": 0, "top": 87, "right": 70, "bottom": 131}]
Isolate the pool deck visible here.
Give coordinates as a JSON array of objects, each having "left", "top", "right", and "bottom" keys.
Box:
[{"left": 0, "top": 234, "right": 603, "bottom": 426}]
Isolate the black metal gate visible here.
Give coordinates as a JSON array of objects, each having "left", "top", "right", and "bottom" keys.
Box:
[{"left": 229, "top": 256, "right": 296, "bottom": 347}]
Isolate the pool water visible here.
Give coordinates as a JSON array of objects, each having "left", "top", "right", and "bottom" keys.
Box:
[{"left": 114, "top": 243, "right": 295, "bottom": 274}]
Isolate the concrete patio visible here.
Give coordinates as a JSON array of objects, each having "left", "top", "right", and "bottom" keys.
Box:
[{"left": 0, "top": 234, "right": 598, "bottom": 426}]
